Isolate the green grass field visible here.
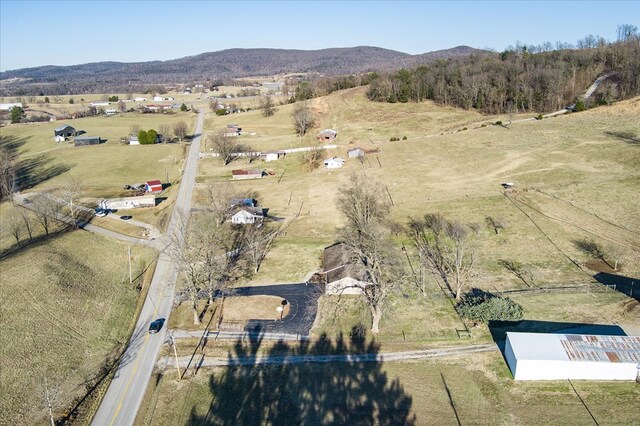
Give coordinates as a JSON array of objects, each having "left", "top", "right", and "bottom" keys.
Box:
[{"left": 0, "top": 230, "right": 157, "bottom": 425}]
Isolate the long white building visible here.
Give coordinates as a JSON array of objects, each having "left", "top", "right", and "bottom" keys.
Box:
[{"left": 505, "top": 332, "right": 640, "bottom": 381}]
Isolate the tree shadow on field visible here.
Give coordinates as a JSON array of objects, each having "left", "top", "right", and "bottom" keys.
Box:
[
  {"left": 14, "top": 154, "right": 73, "bottom": 190},
  {"left": 604, "top": 131, "right": 640, "bottom": 146},
  {"left": 0, "top": 134, "right": 73, "bottom": 190},
  {"left": 188, "top": 325, "right": 416, "bottom": 425}
]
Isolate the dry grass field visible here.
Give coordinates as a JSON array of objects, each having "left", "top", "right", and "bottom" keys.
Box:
[
  {"left": 135, "top": 349, "right": 640, "bottom": 425},
  {"left": 0, "top": 230, "right": 157, "bottom": 425},
  {"left": 195, "top": 88, "right": 640, "bottom": 342}
]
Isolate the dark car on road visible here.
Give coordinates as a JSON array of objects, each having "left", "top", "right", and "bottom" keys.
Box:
[
  {"left": 149, "top": 318, "right": 165, "bottom": 334},
  {"left": 120, "top": 215, "right": 133, "bottom": 220}
]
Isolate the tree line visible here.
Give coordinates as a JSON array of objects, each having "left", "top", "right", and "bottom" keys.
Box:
[{"left": 366, "top": 27, "right": 640, "bottom": 113}]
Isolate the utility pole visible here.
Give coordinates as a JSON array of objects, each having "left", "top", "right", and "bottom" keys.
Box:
[
  {"left": 128, "top": 245, "right": 132, "bottom": 285},
  {"left": 170, "top": 333, "right": 181, "bottom": 380}
]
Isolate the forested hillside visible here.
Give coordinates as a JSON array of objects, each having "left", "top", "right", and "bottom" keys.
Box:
[
  {"left": 0, "top": 46, "right": 481, "bottom": 96},
  {"left": 366, "top": 36, "right": 640, "bottom": 114}
]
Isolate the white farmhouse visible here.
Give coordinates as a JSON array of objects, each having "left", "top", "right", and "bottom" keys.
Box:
[
  {"left": 505, "top": 332, "right": 640, "bottom": 381},
  {"left": 231, "top": 206, "right": 264, "bottom": 225},
  {"left": 322, "top": 242, "right": 370, "bottom": 295}
]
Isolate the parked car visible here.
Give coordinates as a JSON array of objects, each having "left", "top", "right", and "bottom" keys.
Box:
[
  {"left": 120, "top": 215, "right": 132, "bottom": 220},
  {"left": 148, "top": 318, "right": 164, "bottom": 334},
  {"left": 95, "top": 210, "right": 107, "bottom": 217}
]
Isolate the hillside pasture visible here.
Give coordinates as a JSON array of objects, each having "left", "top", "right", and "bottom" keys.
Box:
[
  {"left": 0, "top": 230, "right": 157, "bottom": 425},
  {"left": 197, "top": 89, "right": 640, "bottom": 340}
]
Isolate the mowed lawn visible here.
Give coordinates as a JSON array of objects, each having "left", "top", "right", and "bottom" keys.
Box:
[
  {"left": 195, "top": 89, "right": 640, "bottom": 340},
  {"left": 2, "top": 112, "right": 195, "bottom": 198},
  {"left": 136, "top": 350, "right": 640, "bottom": 425},
  {"left": 0, "top": 230, "right": 157, "bottom": 425}
]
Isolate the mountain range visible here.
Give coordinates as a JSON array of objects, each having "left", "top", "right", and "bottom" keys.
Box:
[{"left": 0, "top": 45, "right": 486, "bottom": 95}]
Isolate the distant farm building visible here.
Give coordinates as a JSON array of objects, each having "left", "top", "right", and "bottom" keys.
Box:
[
  {"left": 134, "top": 97, "right": 147, "bottom": 102},
  {"left": 232, "top": 169, "right": 265, "bottom": 180},
  {"left": 231, "top": 206, "right": 265, "bottom": 225},
  {"left": 225, "top": 124, "right": 242, "bottom": 137},
  {"left": 99, "top": 195, "right": 156, "bottom": 210},
  {"left": 318, "top": 129, "right": 338, "bottom": 141},
  {"left": 54, "top": 124, "right": 76, "bottom": 141},
  {"left": 230, "top": 198, "right": 257, "bottom": 208},
  {"left": 347, "top": 148, "right": 365, "bottom": 158},
  {"left": 262, "top": 151, "right": 286, "bottom": 162},
  {"left": 91, "top": 101, "right": 110, "bottom": 107},
  {"left": 505, "top": 332, "right": 640, "bottom": 381},
  {"left": 153, "top": 96, "right": 164, "bottom": 102},
  {"left": 74, "top": 136, "right": 101, "bottom": 147},
  {"left": 145, "top": 180, "right": 163, "bottom": 193},
  {"left": 324, "top": 157, "right": 345, "bottom": 169},
  {"left": 129, "top": 136, "right": 140, "bottom": 145},
  {"left": 0, "top": 103, "right": 23, "bottom": 111},
  {"left": 322, "top": 242, "right": 369, "bottom": 295},
  {"left": 105, "top": 109, "right": 117, "bottom": 115}
]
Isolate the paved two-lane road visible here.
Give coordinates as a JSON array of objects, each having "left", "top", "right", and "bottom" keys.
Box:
[{"left": 91, "top": 110, "right": 205, "bottom": 426}]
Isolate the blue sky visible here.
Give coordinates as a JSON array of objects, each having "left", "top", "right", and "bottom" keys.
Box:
[{"left": 1, "top": 0, "right": 638, "bottom": 71}]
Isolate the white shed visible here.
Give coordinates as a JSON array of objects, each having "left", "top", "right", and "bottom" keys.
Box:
[
  {"left": 505, "top": 332, "right": 640, "bottom": 381},
  {"left": 100, "top": 195, "right": 156, "bottom": 210},
  {"left": 324, "top": 157, "right": 345, "bottom": 169}
]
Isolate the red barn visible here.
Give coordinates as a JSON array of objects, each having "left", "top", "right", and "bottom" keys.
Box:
[{"left": 145, "top": 180, "right": 163, "bottom": 193}]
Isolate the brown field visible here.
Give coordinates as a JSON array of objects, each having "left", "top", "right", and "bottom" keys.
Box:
[
  {"left": 135, "top": 349, "right": 640, "bottom": 425},
  {"left": 194, "top": 88, "right": 640, "bottom": 342},
  {"left": 0, "top": 230, "right": 157, "bottom": 425}
]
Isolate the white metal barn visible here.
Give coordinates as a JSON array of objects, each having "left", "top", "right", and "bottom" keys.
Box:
[{"left": 505, "top": 332, "right": 640, "bottom": 381}]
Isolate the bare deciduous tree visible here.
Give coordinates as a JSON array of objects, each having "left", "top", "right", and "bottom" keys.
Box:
[
  {"left": 58, "top": 177, "right": 82, "bottom": 228},
  {"left": 17, "top": 207, "right": 35, "bottom": 241},
  {"left": 337, "top": 173, "right": 401, "bottom": 334},
  {"left": 31, "top": 194, "right": 61, "bottom": 236},
  {"left": 259, "top": 95, "right": 276, "bottom": 117},
  {"left": 205, "top": 181, "right": 236, "bottom": 226},
  {"left": 241, "top": 223, "right": 281, "bottom": 274},
  {"left": 0, "top": 145, "right": 17, "bottom": 201},
  {"left": 129, "top": 124, "right": 140, "bottom": 137},
  {"left": 172, "top": 212, "right": 241, "bottom": 324},
  {"left": 300, "top": 144, "right": 326, "bottom": 172},
  {"left": 211, "top": 131, "right": 243, "bottom": 165},
  {"left": 485, "top": 216, "right": 507, "bottom": 234},
  {"left": 409, "top": 213, "right": 476, "bottom": 300},
  {"left": 42, "top": 375, "right": 61, "bottom": 426},
  {"left": 159, "top": 123, "right": 172, "bottom": 143},
  {"left": 4, "top": 207, "right": 25, "bottom": 246},
  {"left": 173, "top": 121, "right": 189, "bottom": 142},
  {"left": 291, "top": 102, "right": 316, "bottom": 136}
]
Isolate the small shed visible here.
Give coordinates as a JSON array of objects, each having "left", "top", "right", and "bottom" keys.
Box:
[
  {"left": 54, "top": 124, "right": 76, "bottom": 138},
  {"left": 74, "top": 136, "right": 101, "bottom": 147},
  {"left": 263, "top": 151, "right": 286, "bottom": 162},
  {"left": 100, "top": 195, "right": 156, "bottom": 210},
  {"left": 505, "top": 332, "right": 640, "bottom": 381},
  {"left": 347, "top": 148, "right": 365, "bottom": 158},
  {"left": 318, "top": 129, "right": 338, "bottom": 141},
  {"left": 145, "top": 180, "right": 163, "bottom": 193},
  {"left": 322, "top": 242, "right": 369, "bottom": 295},
  {"left": 231, "top": 206, "right": 265, "bottom": 224},
  {"left": 324, "top": 157, "right": 345, "bottom": 169},
  {"left": 232, "top": 169, "right": 265, "bottom": 180},
  {"left": 129, "top": 136, "right": 140, "bottom": 145}
]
